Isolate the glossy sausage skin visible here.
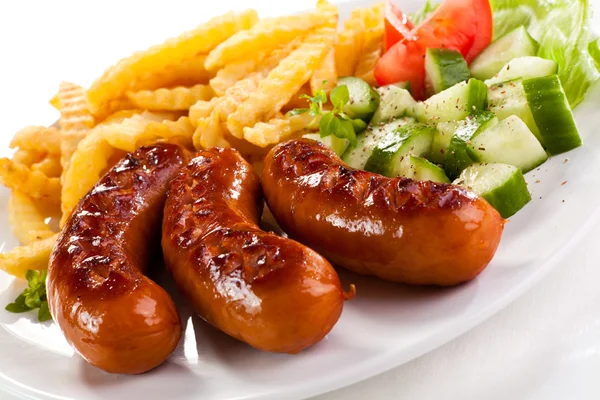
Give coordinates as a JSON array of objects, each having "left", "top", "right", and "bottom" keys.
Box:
[
  {"left": 48, "top": 144, "right": 187, "bottom": 374},
  {"left": 262, "top": 139, "right": 505, "bottom": 286},
  {"left": 162, "top": 148, "right": 344, "bottom": 353}
]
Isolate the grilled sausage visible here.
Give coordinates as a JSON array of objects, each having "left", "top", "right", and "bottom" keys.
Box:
[
  {"left": 48, "top": 144, "right": 187, "bottom": 374},
  {"left": 262, "top": 139, "right": 505, "bottom": 286},
  {"left": 162, "top": 147, "right": 346, "bottom": 354}
]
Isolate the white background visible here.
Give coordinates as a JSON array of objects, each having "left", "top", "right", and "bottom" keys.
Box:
[{"left": 1, "top": 1, "right": 599, "bottom": 399}]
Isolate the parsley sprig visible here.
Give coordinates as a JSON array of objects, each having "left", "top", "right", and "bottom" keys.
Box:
[
  {"left": 5, "top": 269, "right": 52, "bottom": 322},
  {"left": 288, "top": 82, "right": 363, "bottom": 146}
]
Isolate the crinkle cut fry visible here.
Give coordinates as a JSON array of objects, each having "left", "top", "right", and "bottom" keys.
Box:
[
  {"left": 0, "top": 158, "right": 61, "bottom": 206},
  {"left": 126, "top": 84, "right": 214, "bottom": 111},
  {"left": 226, "top": 27, "right": 335, "bottom": 138},
  {"left": 0, "top": 234, "right": 58, "bottom": 279},
  {"left": 86, "top": 10, "right": 258, "bottom": 115},
  {"left": 243, "top": 113, "right": 315, "bottom": 147},
  {"left": 10, "top": 126, "right": 61, "bottom": 155}
]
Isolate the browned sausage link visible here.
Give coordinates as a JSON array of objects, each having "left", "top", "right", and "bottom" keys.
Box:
[
  {"left": 48, "top": 144, "right": 187, "bottom": 374},
  {"left": 262, "top": 139, "right": 505, "bottom": 286},
  {"left": 162, "top": 148, "right": 345, "bottom": 354}
]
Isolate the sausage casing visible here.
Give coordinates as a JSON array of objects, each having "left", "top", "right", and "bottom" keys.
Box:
[
  {"left": 162, "top": 148, "right": 345, "bottom": 353},
  {"left": 262, "top": 139, "right": 505, "bottom": 286},
  {"left": 48, "top": 144, "right": 187, "bottom": 374}
]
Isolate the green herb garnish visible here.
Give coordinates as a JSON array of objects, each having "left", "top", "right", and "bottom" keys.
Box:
[
  {"left": 287, "top": 81, "right": 360, "bottom": 146},
  {"left": 5, "top": 269, "right": 52, "bottom": 322}
]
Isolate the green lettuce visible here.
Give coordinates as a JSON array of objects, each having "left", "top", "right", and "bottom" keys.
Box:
[
  {"left": 491, "top": 0, "right": 600, "bottom": 108},
  {"left": 411, "top": 0, "right": 439, "bottom": 25},
  {"left": 590, "top": 38, "right": 600, "bottom": 70}
]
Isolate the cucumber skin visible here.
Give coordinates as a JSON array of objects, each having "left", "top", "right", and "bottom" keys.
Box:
[
  {"left": 337, "top": 77, "right": 380, "bottom": 121},
  {"left": 425, "top": 48, "right": 471, "bottom": 96},
  {"left": 365, "top": 123, "right": 436, "bottom": 176},
  {"left": 417, "top": 79, "right": 488, "bottom": 123},
  {"left": 470, "top": 26, "right": 539, "bottom": 80},
  {"left": 406, "top": 156, "right": 451, "bottom": 183},
  {"left": 481, "top": 169, "right": 531, "bottom": 218},
  {"left": 445, "top": 111, "right": 497, "bottom": 179},
  {"left": 523, "top": 75, "right": 582, "bottom": 155}
]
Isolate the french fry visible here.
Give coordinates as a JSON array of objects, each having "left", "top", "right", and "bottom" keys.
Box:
[
  {"left": 60, "top": 114, "right": 193, "bottom": 222},
  {"left": 97, "top": 109, "right": 144, "bottom": 125},
  {"left": 8, "top": 192, "right": 55, "bottom": 245},
  {"left": 132, "top": 54, "right": 213, "bottom": 90},
  {"left": 205, "top": 7, "right": 333, "bottom": 70},
  {"left": 242, "top": 113, "right": 314, "bottom": 147},
  {"left": 192, "top": 72, "right": 263, "bottom": 147},
  {"left": 227, "top": 27, "right": 335, "bottom": 138},
  {"left": 31, "top": 156, "right": 62, "bottom": 178},
  {"left": 86, "top": 10, "right": 258, "bottom": 115},
  {"left": 58, "top": 82, "right": 95, "bottom": 185},
  {"left": 12, "top": 149, "right": 45, "bottom": 167},
  {"left": 189, "top": 98, "right": 217, "bottom": 126},
  {"left": 0, "top": 234, "right": 58, "bottom": 279},
  {"left": 0, "top": 159, "right": 61, "bottom": 205},
  {"left": 310, "top": 48, "right": 337, "bottom": 95},
  {"left": 9, "top": 126, "right": 61, "bottom": 155},
  {"left": 282, "top": 84, "right": 312, "bottom": 112},
  {"left": 335, "top": 28, "right": 365, "bottom": 77},
  {"left": 352, "top": 3, "right": 384, "bottom": 85},
  {"left": 126, "top": 84, "right": 214, "bottom": 111}
]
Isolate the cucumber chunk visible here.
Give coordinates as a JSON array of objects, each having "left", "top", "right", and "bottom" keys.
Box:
[
  {"left": 468, "top": 115, "right": 548, "bottom": 173},
  {"left": 337, "top": 76, "right": 380, "bottom": 121},
  {"left": 429, "top": 121, "right": 459, "bottom": 165},
  {"left": 523, "top": 75, "right": 581, "bottom": 154},
  {"left": 342, "top": 117, "right": 415, "bottom": 169},
  {"left": 425, "top": 48, "right": 471, "bottom": 96},
  {"left": 484, "top": 56, "right": 558, "bottom": 86},
  {"left": 445, "top": 111, "right": 498, "bottom": 179},
  {"left": 488, "top": 76, "right": 581, "bottom": 155},
  {"left": 371, "top": 85, "right": 417, "bottom": 124},
  {"left": 364, "top": 123, "right": 436, "bottom": 177},
  {"left": 454, "top": 163, "right": 531, "bottom": 218},
  {"left": 470, "top": 26, "right": 539, "bottom": 80},
  {"left": 416, "top": 79, "right": 488, "bottom": 123},
  {"left": 303, "top": 133, "right": 350, "bottom": 157},
  {"left": 399, "top": 156, "right": 451, "bottom": 183}
]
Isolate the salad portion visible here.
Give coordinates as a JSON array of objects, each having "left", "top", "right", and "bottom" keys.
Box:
[{"left": 301, "top": 0, "right": 598, "bottom": 218}]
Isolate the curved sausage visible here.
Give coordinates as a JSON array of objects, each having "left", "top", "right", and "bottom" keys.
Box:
[
  {"left": 162, "top": 147, "right": 346, "bottom": 354},
  {"left": 262, "top": 139, "right": 505, "bottom": 286},
  {"left": 48, "top": 144, "right": 187, "bottom": 374}
]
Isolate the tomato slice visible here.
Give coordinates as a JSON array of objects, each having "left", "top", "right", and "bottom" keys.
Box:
[
  {"left": 384, "top": 0, "right": 415, "bottom": 51},
  {"left": 375, "top": 0, "right": 493, "bottom": 98}
]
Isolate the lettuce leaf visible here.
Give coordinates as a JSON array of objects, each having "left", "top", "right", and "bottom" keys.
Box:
[
  {"left": 411, "top": 0, "right": 439, "bottom": 25},
  {"left": 590, "top": 38, "right": 600, "bottom": 70},
  {"left": 491, "top": 0, "right": 600, "bottom": 108}
]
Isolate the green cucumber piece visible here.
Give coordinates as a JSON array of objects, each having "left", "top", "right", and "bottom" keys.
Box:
[
  {"left": 488, "top": 76, "right": 581, "bottom": 155},
  {"left": 429, "top": 121, "right": 459, "bottom": 165},
  {"left": 364, "top": 123, "right": 436, "bottom": 177},
  {"left": 399, "top": 156, "right": 451, "bottom": 183},
  {"left": 425, "top": 48, "right": 471, "bottom": 96},
  {"left": 484, "top": 56, "right": 558, "bottom": 86},
  {"left": 470, "top": 26, "right": 539, "bottom": 80},
  {"left": 523, "top": 75, "right": 581, "bottom": 155},
  {"left": 337, "top": 76, "right": 380, "bottom": 121},
  {"left": 454, "top": 163, "right": 531, "bottom": 218},
  {"left": 303, "top": 133, "right": 349, "bottom": 157},
  {"left": 445, "top": 111, "right": 498, "bottom": 179},
  {"left": 371, "top": 85, "right": 417, "bottom": 124},
  {"left": 342, "top": 117, "right": 415, "bottom": 169},
  {"left": 416, "top": 79, "right": 488, "bottom": 123},
  {"left": 467, "top": 115, "right": 548, "bottom": 173},
  {"left": 351, "top": 118, "right": 368, "bottom": 133}
]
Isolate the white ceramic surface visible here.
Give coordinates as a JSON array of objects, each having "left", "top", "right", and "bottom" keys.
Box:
[{"left": 1, "top": 1, "right": 599, "bottom": 399}]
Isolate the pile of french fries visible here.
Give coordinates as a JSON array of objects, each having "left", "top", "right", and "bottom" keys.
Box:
[{"left": 0, "top": 0, "right": 384, "bottom": 279}]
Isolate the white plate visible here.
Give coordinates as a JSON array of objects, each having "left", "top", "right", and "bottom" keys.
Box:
[{"left": 1, "top": 1, "right": 600, "bottom": 399}]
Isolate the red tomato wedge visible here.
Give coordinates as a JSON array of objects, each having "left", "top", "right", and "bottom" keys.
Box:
[
  {"left": 384, "top": 0, "right": 415, "bottom": 51},
  {"left": 375, "top": 0, "right": 493, "bottom": 100}
]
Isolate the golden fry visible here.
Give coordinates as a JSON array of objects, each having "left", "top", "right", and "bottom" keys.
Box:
[
  {"left": 31, "top": 156, "right": 62, "bottom": 178},
  {"left": 126, "top": 84, "right": 214, "bottom": 111},
  {"left": 193, "top": 113, "right": 231, "bottom": 150},
  {"left": 242, "top": 113, "right": 315, "bottom": 147},
  {"left": 227, "top": 27, "right": 335, "bottom": 137},
  {"left": 310, "top": 48, "right": 337, "bottom": 95},
  {"left": 133, "top": 54, "right": 213, "bottom": 90},
  {"left": 86, "top": 10, "right": 258, "bottom": 115},
  {"left": 0, "top": 158, "right": 61, "bottom": 205},
  {"left": 10, "top": 126, "right": 61, "bottom": 155},
  {"left": 8, "top": 192, "right": 54, "bottom": 245},
  {"left": 12, "top": 149, "right": 45, "bottom": 166},
  {"left": 0, "top": 234, "right": 58, "bottom": 279}
]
